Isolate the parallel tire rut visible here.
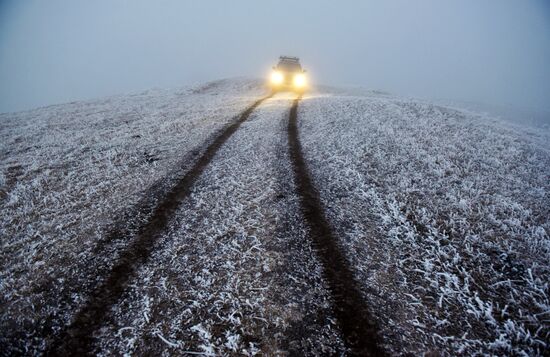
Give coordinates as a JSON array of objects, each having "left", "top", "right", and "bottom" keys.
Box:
[
  {"left": 46, "top": 94, "right": 273, "bottom": 355},
  {"left": 287, "top": 96, "right": 385, "bottom": 356}
]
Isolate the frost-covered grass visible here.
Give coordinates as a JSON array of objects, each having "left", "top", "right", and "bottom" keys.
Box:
[
  {"left": 299, "top": 92, "right": 550, "bottom": 355},
  {"left": 2, "top": 79, "right": 548, "bottom": 355},
  {"left": 0, "top": 78, "right": 268, "bottom": 353},
  {"left": 91, "top": 94, "right": 344, "bottom": 355}
]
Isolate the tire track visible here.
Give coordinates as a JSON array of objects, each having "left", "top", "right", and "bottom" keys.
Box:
[
  {"left": 46, "top": 93, "right": 273, "bottom": 355},
  {"left": 287, "top": 96, "right": 385, "bottom": 356}
]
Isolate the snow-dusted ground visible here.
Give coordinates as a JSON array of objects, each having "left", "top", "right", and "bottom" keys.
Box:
[
  {"left": 92, "top": 94, "right": 344, "bottom": 355},
  {"left": 299, "top": 90, "right": 549, "bottom": 355},
  {"left": 0, "top": 79, "right": 270, "bottom": 353},
  {"left": 1, "top": 78, "right": 548, "bottom": 355}
]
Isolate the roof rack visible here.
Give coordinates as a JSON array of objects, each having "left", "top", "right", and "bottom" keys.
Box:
[{"left": 279, "top": 56, "right": 300, "bottom": 61}]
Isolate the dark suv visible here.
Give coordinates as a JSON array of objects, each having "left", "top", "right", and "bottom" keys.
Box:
[{"left": 269, "top": 56, "right": 307, "bottom": 92}]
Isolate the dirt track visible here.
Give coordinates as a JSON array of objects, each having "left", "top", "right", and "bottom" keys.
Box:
[
  {"left": 2, "top": 91, "right": 385, "bottom": 355},
  {"left": 44, "top": 92, "right": 383, "bottom": 355},
  {"left": 288, "top": 96, "right": 384, "bottom": 356}
]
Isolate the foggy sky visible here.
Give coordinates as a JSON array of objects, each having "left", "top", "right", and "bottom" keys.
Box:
[{"left": 1, "top": 0, "right": 549, "bottom": 113}]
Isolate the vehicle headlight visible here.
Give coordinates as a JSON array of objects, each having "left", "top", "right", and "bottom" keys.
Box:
[
  {"left": 271, "top": 71, "right": 284, "bottom": 84},
  {"left": 293, "top": 73, "right": 306, "bottom": 87}
]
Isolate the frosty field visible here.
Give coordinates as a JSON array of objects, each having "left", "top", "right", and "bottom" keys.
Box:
[
  {"left": 0, "top": 79, "right": 548, "bottom": 355},
  {"left": 298, "top": 93, "right": 549, "bottom": 355}
]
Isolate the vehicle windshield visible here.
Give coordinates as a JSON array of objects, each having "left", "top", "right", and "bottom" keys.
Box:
[{"left": 277, "top": 59, "right": 302, "bottom": 72}]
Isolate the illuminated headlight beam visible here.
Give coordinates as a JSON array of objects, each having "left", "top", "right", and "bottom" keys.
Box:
[
  {"left": 293, "top": 73, "right": 306, "bottom": 87},
  {"left": 271, "top": 71, "right": 284, "bottom": 84}
]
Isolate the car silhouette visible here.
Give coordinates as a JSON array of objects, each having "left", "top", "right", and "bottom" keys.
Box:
[{"left": 269, "top": 56, "right": 307, "bottom": 92}]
